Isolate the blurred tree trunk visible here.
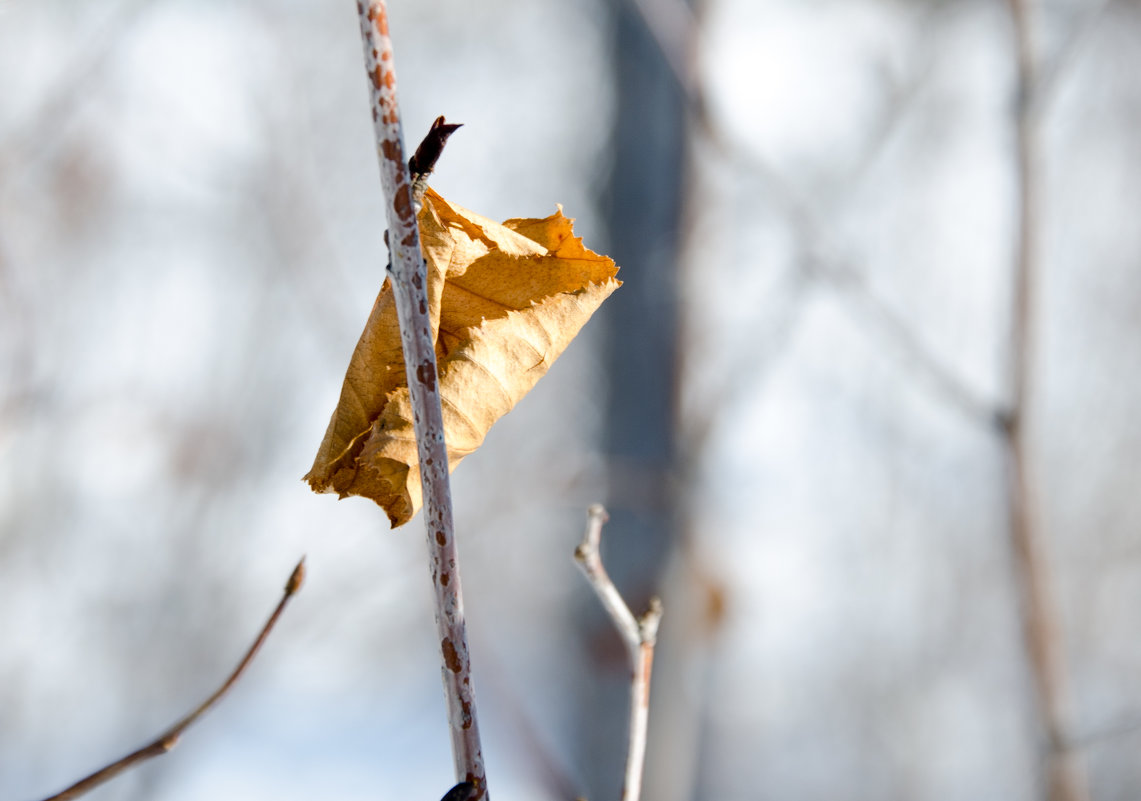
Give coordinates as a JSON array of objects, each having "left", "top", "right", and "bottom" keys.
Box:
[{"left": 574, "top": 1, "right": 688, "bottom": 797}]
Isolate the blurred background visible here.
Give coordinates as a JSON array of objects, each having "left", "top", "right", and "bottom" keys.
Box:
[{"left": 2, "top": 0, "right": 1140, "bottom": 800}]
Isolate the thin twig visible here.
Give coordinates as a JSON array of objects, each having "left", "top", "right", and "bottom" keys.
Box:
[
  {"left": 1003, "top": 3, "right": 1089, "bottom": 800},
  {"left": 354, "top": 2, "right": 486, "bottom": 795},
  {"left": 38, "top": 559, "right": 306, "bottom": 801},
  {"left": 575, "top": 504, "right": 663, "bottom": 801}
]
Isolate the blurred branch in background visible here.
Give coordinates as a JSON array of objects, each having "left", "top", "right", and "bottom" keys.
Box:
[
  {"left": 1002, "top": 1, "right": 1088, "bottom": 799},
  {"left": 630, "top": 1, "right": 1139, "bottom": 800},
  {"left": 633, "top": 0, "right": 1122, "bottom": 438},
  {"left": 0, "top": 0, "right": 153, "bottom": 181},
  {"left": 637, "top": 0, "right": 1001, "bottom": 435},
  {"left": 0, "top": 0, "right": 150, "bottom": 428}
]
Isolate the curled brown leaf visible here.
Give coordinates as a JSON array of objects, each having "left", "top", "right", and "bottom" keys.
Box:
[{"left": 305, "top": 189, "right": 620, "bottom": 527}]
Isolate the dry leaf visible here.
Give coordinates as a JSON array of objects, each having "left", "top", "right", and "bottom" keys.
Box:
[{"left": 305, "top": 188, "right": 620, "bottom": 527}]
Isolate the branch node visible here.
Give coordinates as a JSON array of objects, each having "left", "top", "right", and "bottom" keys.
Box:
[{"left": 640, "top": 597, "right": 664, "bottom": 643}]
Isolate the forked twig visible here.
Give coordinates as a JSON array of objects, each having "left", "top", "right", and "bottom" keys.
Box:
[
  {"left": 37, "top": 559, "right": 306, "bottom": 801},
  {"left": 575, "top": 505, "right": 663, "bottom": 801},
  {"left": 354, "top": 1, "right": 486, "bottom": 795}
]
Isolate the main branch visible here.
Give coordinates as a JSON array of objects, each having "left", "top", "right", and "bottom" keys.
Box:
[{"left": 354, "top": 2, "right": 486, "bottom": 795}]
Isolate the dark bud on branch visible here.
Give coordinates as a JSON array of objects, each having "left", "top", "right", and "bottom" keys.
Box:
[{"left": 409, "top": 115, "right": 463, "bottom": 180}]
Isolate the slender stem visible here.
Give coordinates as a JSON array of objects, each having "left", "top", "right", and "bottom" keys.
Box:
[
  {"left": 353, "top": 2, "right": 486, "bottom": 795},
  {"left": 39, "top": 559, "right": 306, "bottom": 801},
  {"left": 1004, "top": 3, "right": 1088, "bottom": 800},
  {"left": 575, "top": 504, "right": 663, "bottom": 801}
]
